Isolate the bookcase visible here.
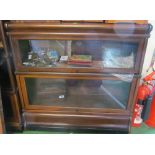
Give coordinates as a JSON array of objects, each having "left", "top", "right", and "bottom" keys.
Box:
[{"left": 3, "top": 20, "right": 153, "bottom": 133}]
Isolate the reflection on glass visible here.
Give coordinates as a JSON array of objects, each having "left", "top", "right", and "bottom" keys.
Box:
[
  {"left": 18, "top": 40, "right": 138, "bottom": 69},
  {"left": 25, "top": 77, "right": 131, "bottom": 109},
  {"left": 102, "top": 41, "right": 137, "bottom": 68}
]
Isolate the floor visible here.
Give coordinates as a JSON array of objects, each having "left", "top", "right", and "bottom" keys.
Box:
[
  {"left": 15, "top": 123, "right": 155, "bottom": 134},
  {"left": 131, "top": 123, "right": 155, "bottom": 134}
]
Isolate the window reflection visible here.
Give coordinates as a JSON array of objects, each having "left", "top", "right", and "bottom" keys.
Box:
[{"left": 18, "top": 40, "right": 138, "bottom": 69}]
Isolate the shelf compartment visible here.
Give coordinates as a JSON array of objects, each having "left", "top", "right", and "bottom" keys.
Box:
[
  {"left": 11, "top": 39, "right": 141, "bottom": 73},
  {"left": 17, "top": 74, "right": 136, "bottom": 111}
]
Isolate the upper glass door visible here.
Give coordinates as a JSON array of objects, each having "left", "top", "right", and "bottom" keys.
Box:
[{"left": 16, "top": 39, "right": 138, "bottom": 70}]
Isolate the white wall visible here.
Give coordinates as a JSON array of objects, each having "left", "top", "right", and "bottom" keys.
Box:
[{"left": 142, "top": 20, "right": 155, "bottom": 77}]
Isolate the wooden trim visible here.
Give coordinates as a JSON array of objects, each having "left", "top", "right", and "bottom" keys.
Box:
[
  {"left": 138, "top": 38, "right": 149, "bottom": 74},
  {"left": 15, "top": 68, "right": 137, "bottom": 74},
  {"left": 23, "top": 112, "right": 130, "bottom": 132},
  {"left": 5, "top": 22, "right": 150, "bottom": 32},
  {"left": 127, "top": 77, "right": 138, "bottom": 110},
  {"left": 105, "top": 20, "right": 148, "bottom": 24},
  {"left": 17, "top": 72, "right": 133, "bottom": 80},
  {"left": 130, "top": 78, "right": 141, "bottom": 113},
  {"left": 8, "top": 32, "right": 150, "bottom": 39}
]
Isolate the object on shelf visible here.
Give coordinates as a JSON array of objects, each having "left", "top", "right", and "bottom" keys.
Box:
[
  {"left": 68, "top": 55, "right": 92, "bottom": 66},
  {"left": 59, "top": 56, "right": 68, "bottom": 63},
  {"left": 47, "top": 50, "right": 59, "bottom": 60},
  {"left": 28, "top": 51, "right": 38, "bottom": 60},
  {"left": 69, "top": 55, "right": 92, "bottom": 63},
  {"left": 23, "top": 49, "right": 60, "bottom": 67},
  {"left": 68, "top": 61, "right": 92, "bottom": 66}
]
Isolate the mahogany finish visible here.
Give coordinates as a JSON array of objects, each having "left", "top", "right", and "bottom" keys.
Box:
[{"left": 2, "top": 20, "right": 152, "bottom": 133}]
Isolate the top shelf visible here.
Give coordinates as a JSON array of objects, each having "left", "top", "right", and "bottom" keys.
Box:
[
  {"left": 6, "top": 21, "right": 153, "bottom": 74},
  {"left": 6, "top": 21, "right": 152, "bottom": 37}
]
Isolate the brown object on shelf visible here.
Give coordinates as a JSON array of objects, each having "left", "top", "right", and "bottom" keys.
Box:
[
  {"left": 1, "top": 20, "right": 152, "bottom": 133},
  {"left": 69, "top": 55, "right": 92, "bottom": 63},
  {"left": 68, "top": 61, "right": 92, "bottom": 66},
  {"left": 105, "top": 20, "right": 148, "bottom": 24},
  {"left": 68, "top": 55, "right": 93, "bottom": 66}
]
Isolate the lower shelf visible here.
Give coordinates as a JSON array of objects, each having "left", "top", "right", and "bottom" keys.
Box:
[{"left": 23, "top": 111, "right": 131, "bottom": 133}]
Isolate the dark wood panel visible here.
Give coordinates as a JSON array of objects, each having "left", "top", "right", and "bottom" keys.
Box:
[
  {"left": 5, "top": 22, "right": 152, "bottom": 35},
  {"left": 0, "top": 21, "right": 22, "bottom": 131},
  {"left": 0, "top": 21, "right": 17, "bottom": 91},
  {"left": 8, "top": 32, "right": 150, "bottom": 39},
  {"left": 24, "top": 112, "right": 130, "bottom": 132},
  {"left": 1, "top": 90, "right": 22, "bottom": 130}
]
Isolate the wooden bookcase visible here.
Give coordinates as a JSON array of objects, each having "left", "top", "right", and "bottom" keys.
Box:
[{"left": 2, "top": 20, "right": 153, "bottom": 133}]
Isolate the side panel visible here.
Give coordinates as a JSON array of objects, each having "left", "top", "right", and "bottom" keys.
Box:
[{"left": 0, "top": 21, "right": 22, "bottom": 131}]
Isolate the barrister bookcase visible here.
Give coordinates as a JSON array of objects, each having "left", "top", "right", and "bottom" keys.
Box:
[{"left": 2, "top": 20, "right": 152, "bottom": 133}]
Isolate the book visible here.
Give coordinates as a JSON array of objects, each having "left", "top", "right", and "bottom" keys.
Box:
[
  {"left": 68, "top": 55, "right": 92, "bottom": 63},
  {"left": 68, "top": 61, "right": 92, "bottom": 66}
]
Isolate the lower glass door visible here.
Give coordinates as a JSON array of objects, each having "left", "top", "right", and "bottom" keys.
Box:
[{"left": 22, "top": 75, "right": 133, "bottom": 110}]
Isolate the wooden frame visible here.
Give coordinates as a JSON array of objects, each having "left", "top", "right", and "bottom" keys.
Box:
[
  {"left": 16, "top": 73, "right": 137, "bottom": 112},
  {"left": 105, "top": 20, "right": 148, "bottom": 24},
  {"left": 4, "top": 21, "right": 152, "bottom": 132},
  {"left": 10, "top": 36, "right": 146, "bottom": 74}
]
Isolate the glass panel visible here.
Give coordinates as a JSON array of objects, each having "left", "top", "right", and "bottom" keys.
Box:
[
  {"left": 18, "top": 40, "right": 138, "bottom": 69},
  {"left": 25, "top": 77, "right": 132, "bottom": 109}
]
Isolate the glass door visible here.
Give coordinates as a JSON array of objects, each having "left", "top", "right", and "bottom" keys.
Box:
[
  {"left": 19, "top": 74, "right": 134, "bottom": 110},
  {"left": 15, "top": 39, "right": 138, "bottom": 70}
]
